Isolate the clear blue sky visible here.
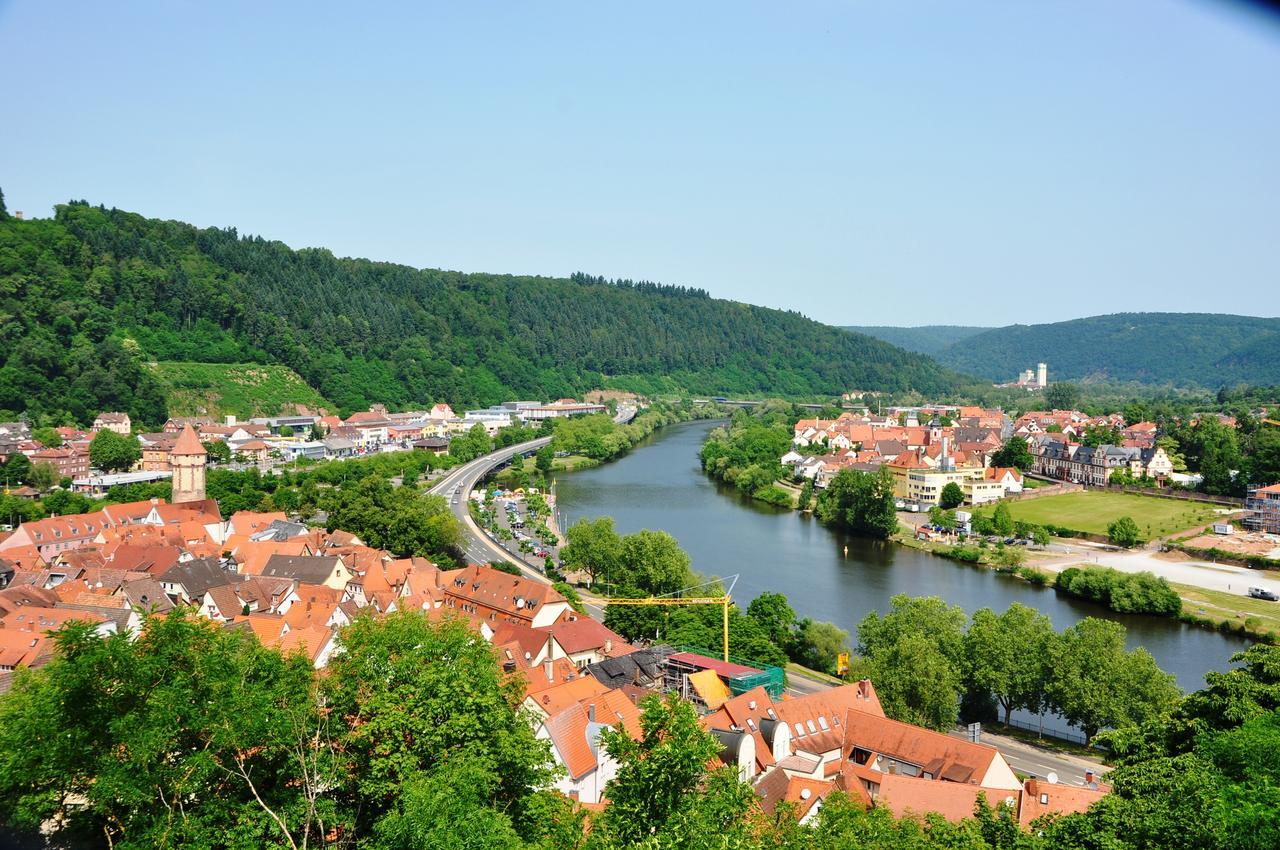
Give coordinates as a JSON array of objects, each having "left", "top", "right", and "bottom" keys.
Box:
[{"left": 2, "top": 1, "right": 1277, "bottom": 326}]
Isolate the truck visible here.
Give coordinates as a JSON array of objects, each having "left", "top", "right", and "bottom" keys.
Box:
[{"left": 1248, "top": 586, "right": 1279, "bottom": 602}]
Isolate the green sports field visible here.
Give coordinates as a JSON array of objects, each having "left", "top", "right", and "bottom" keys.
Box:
[{"left": 976, "top": 491, "right": 1222, "bottom": 538}]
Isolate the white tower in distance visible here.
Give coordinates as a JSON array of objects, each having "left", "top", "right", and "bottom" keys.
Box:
[{"left": 1037, "top": 362, "right": 1048, "bottom": 388}]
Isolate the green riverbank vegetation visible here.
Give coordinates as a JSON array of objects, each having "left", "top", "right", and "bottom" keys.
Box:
[
  {"left": 561, "top": 516, "right": 850, "bottom": 675},
  {"left": 856, "top": 595, "right": 1180, "bottom": 738}
]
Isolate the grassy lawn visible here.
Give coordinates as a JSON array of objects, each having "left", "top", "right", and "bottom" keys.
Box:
[
  {"left": 1171, "top": 581, "right": 1280, "bottom": 640},
  {"left": 977, "top": 491, "right": 1220, "bottom": 538}
]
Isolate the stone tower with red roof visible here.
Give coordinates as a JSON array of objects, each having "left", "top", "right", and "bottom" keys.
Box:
[{"left": 169, "top": 424, "right": 207, "bottom": 504}]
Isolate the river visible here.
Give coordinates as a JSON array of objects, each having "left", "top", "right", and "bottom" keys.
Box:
[{"left": 556, "top": 419, "right": 1250, "bottom": 696}]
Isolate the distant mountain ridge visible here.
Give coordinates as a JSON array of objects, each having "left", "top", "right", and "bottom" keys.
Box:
[
  {"left": 842, "top": 325, "right": 990, "bottom": 357},
  {"left": 850, "top": 313, "right": 1280, "bottom": 388}
]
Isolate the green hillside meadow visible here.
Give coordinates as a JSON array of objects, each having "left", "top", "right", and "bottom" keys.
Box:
[{"left": 148, "top": 361, "right": 334, "bottom": 419}]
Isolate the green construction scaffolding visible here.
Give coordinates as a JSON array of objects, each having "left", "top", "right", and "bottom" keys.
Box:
[{"left": 672, "top": 645, "right": 787, "bottom": 700}]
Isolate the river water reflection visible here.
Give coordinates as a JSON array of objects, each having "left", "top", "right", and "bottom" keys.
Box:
[{"left": 556, "top": 419, "right": 1250, "bottom": 695}]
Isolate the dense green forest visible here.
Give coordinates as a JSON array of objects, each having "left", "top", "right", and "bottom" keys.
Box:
[
  {"left": 0, "top": 195, "right": 965, "bottom": 426},
  {"left": 844, "top": 325, "right": 990, "bottom": 356},
  {"left": 856, "top": 313, "right": 1280, "bottom": 388}
]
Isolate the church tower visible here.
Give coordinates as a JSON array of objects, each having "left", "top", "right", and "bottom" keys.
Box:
[{"left": 169, "top": 424, "right": 207, "bottom": 504}]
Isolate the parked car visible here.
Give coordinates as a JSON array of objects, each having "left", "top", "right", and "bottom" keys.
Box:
[{"left": 1248, "top": 587, "right": 1279, "bottom": 602}]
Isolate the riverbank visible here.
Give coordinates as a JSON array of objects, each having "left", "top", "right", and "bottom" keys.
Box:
[
  {"left": 894, "top": 527, "right": 1280, "bottom": 642},
  {"left": 557, "top": 419, "right": 1252, "bottom": 696}
]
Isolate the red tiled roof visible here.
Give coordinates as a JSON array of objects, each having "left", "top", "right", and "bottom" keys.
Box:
[
  {"left": 1018, "top": 778, "right": 1108, "bottom": 827},
  {"left": 876, "top": 772, "right": 1018, "bottom": 823},
  {"left": 546, "top": 617, "right": 632, "bottom": 655},
  {"left": 668, "top": 651, "right": 759, "bottom": 679},
  {"left": 170, "top": 424, "right": 206, "bottom": 456},
  {"left": 839, "top": 706, "right": 999, "bottom": 784},
  {"left": 544, "top": 703, "right": 596, "bottom": 780}
]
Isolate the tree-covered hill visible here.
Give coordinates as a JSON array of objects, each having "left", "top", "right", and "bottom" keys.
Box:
[
  {"left": 0, "top": 196, "right": 967, "bottom": 426},
  {"left": 932, "top": 313, "right": 1280, "bottom": 387},
  {"left": 852, "top": 313, "right": 1280, "bottom": 388},
  {"left": 843, "top": 325, "right": 990, "bottom": 356}
]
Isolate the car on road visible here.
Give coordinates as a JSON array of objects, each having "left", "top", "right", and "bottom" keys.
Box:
[{"left": 1248, "top": 586, "right": 1279, "bottom": 602}]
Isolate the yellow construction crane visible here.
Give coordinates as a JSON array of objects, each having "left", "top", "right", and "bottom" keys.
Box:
[{"left": 601, "top": 576, "right": 738, "bottom": 662}]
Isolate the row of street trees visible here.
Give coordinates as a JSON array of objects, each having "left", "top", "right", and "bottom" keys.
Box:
[{"left": 854, "top": 595, "right": 1180, "bottom": 740}]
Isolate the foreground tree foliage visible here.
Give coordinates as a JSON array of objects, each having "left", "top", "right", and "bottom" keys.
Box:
[
  {"left": 0, "top": 611, "right": 341, "bottom": 849},
  {"left": 1, "top": 609, "right": 1277, "bottom": 849}
]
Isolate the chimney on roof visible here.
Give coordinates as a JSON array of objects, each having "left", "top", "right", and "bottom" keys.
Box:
[
  {"left": 587, "top": 703, "right": 596, "bottom": 722},
  {"left": 605, "top": 638, "right": 613, "bottom": 654},
  {"left": 544, "top": 659, "right": 553, "bottom": 682}
]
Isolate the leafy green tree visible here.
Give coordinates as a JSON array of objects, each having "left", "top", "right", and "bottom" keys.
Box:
[
  {"left": 322, "top": 476, "right": 460, "bottom": 560},
  {"left": 0, "top": 610, "right": 341, "bottom": 848},
  {"left": 853, "top": 631, "right": 963, "bottom": 731},
  {"left": 1, "top": 452, "right": 32, "bottom": 486},
  {"left": 535, "top": 445, "right": 554, "bottom": 475},
  {"left": 618, "top": 529, "right": 693, "bottom": 596},
  {"left": 278, "top": 424, "right": 295, "bottom": 437},
  {"left": 928, "top": 506, "right": 955, "bottom": 530},
  {"left": 791, "top": 619, "right": 850, "bottom": 676},
  {"left": 1247, "top": 426, "right": 1280, "bottom": 488},
  {"left": 323, "top": 612, "right": 554, "bottom": 831},
  {"left": 990, "top": 437, "right": 1034, "bottom": 472},
  {"left": 592, "top": 693, "right": 755, "bottom": 850},
  {"left": 994, "top": 545, "right": 1025, "bottom": 568},
  {"left": 939, "top": 481, "right": 965, "bottom": 509},
  {"left": 1046, "top": 618, "right": 1179, "bottom": 741},
  {"left": 31, "top": 426, "right": 62, "bottom": 448},
  {"left": 1081, "top": 424, "right": 1124, "bottom": 448},
  {"left": 746, "top": 592, "right": 797, "bottom": 651},
  {"left": 797, "top": 477, "right": 815, "bottom": 510},
  {"left": 368, "top": 755, "right": 528, "bottom": 850},
  {"left": 965, "top": 604, "right": 1053, "bottom": 725},
  {"left": 561, "top": 516, "right": 623, "bottom": 587},
  {"left": 1044, "top": 382, "right": 1081, "bottom": 410},
  {"left": 815, "top": 466, "right": 899, "bottom": 540},
  {"left": 450, "top": 424, "right": 493, "bottom": 463},
  {"left": 28, "top": 462, "right": 56, "bottom": 493},
  {"left": 89, "top": 428, "right": 141, "bottom": 473},
  {"left": 203, "top": 439, "right": 232, "bottom": 464},
  {"left": 1108, "top": 515, "right": 1143, "bottom": 548},
  {"left": 855, "top": 596, "right": 967, "bottom": 730},
  {"left": 992, "top": 501, "right": 1015, "bottom": 536}
]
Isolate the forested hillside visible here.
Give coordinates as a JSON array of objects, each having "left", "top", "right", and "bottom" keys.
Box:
[
  {"left": 928, "top": 313, "right": 1280, "bottom": 387},
  {"left": 0, "top": 195, "right": 965, "bottom": 425},
  {"left": 843, "top": 325, "right": 989, "bottom": 356}
]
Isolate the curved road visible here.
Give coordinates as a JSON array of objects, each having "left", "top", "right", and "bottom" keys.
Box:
[
  {"left": 427, "top": 435, "right": 553, "bottom": 570},
  {"left": 427, "top": 405, "right": 635, "bottom": 602}
]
